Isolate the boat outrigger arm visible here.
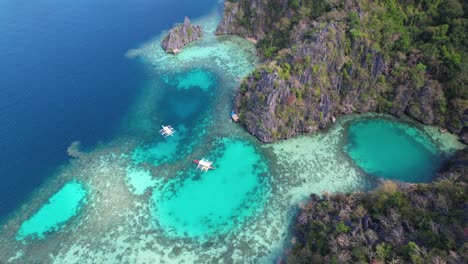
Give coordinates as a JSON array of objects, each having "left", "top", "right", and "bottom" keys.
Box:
[{"left": 160, "top": 125, "right": 176, "bottom": 138}]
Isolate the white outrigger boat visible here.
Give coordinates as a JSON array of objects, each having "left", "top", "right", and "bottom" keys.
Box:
[
  {"left": 193, "top": 158, "right": 214, "bottom": 172},
  {"left": 159, "top": 125, "right": 176, "bottom": 138}
]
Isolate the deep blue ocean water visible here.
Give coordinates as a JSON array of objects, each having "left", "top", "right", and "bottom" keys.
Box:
[
  {"left": 0, "top": 2, "right": 463, "bottom": 258},
  {"left": 0, "top": 0, "right": 217, "bottom": 219}
]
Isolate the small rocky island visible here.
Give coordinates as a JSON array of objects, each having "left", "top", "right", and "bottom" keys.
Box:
[{"left": 161, "top": 17, "right": 202, "bottom": 54}]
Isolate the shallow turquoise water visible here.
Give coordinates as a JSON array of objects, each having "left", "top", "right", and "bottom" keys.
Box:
[
  {"left": 130, "top": 68, "right": 217, "bottom": 167},
  {"left": 16, "top": 180, "right": 87, "bottom": 240},
  {"left": 345, "top": 118, "right": 442, "bottom": 182},
  {"left": 175, "top": 69, "right": 214, "bottom": 91},
  {"left": 153, "top": 139, "right": 270, "bottom": 238},
  {"left": 125, "top": 166, "right": 163, "bottom": 195},
  {"left": 2, "top": 5, "right": 465, "bottom": 263}
]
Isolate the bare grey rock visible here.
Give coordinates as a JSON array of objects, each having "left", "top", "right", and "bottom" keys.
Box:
[
  {"left": 161, "top": 17, "right": 202, "bottom": 54},
  {"left": 218, "top": 0, "right": 467, "bottom": 143}
]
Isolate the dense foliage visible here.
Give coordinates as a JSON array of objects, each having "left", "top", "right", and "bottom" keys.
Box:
[
  {"left": 222, "top": 0, "right": 467, "bottom": 142},
  {"left": 249, "top": 0, "right": 467, "bottom": 98},
  {"left": 287, "top": 150, "right": 468, "bottom": 263},
  {"left": 352, "top": 0, "right": 467, "bottom": 130},
  {"left": 217, "top": 2, "right": 468, "bottom": 262}
]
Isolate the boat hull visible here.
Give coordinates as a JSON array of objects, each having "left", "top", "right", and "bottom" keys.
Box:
[{"left": 193, "top": 160, "right": 214, "bottom": 169}]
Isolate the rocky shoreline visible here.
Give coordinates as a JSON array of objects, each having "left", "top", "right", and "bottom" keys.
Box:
[
  {"left": 212, "top": 2, "right": 467, "bottom": 262},
  {"left": 285, "top": 148, "right": 468, "bottom": 263},
  {"left": 161, "top": 17, "right": 202, "bottom": 54},
  {"left": 216, "top": 0, "right": 467, "bottom": 143}
]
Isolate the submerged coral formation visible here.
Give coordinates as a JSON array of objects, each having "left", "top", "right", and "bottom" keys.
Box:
[
  {"left": 0, "top": 5, "right": 464, "bottom": 264},
  {"left": 152, "top": 138, "right": 270, "bottom": 238},
  {"left": 216, "top": 0, "right": 467, "bottom": 143},
  {"left": 16, "top": 180, "right": 87, "bottom": 240},
  {"left": 287, "top": 149, "right": 468, "bottom": 264}
]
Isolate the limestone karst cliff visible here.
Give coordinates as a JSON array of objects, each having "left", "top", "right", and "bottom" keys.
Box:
[
  {"left": 287, "top": 148, "right": 468, "bottom": 263},
  {"left": 161, "top": 17, "right": 202, "bottom": 54},
  {"left": 216, "top": 0, "right": 467, "bottom": 143}
]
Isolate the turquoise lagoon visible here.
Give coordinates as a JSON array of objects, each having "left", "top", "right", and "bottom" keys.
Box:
[
  {"left": 174, "top": 69, "right": 214, "bottom": 91},
  {"left": 153, "top": 139, "right": 269, "bottom": 238},
  {"left": 16, "top": 180, "right": 87, "bottom": 240},
  {"left": 0, "top": 6, "right": 465, "bottom": 264},
  {"left": 345, "top": 118, "right": 444, "bottom": 182}
]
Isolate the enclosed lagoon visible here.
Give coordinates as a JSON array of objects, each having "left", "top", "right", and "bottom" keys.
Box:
[
  {"left": 16, "top": 180, "right": 87, "bottom": 240},
  {"left": 125, "top": 167, "right": 162, "bottom": 196},
  {"left": 153, "top": 139, "right": 270, "bottom": 238},
  {"left": 0, "top": 6, "right": 465, "bottom": 264},
  {"left": 174, "top": 69, "right": 214, "bottom": 91},
  {"left": 345, "top": 118, "right": 445, "bottom": 182}
]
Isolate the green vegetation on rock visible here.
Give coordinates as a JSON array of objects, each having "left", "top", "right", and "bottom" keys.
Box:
[
  {"left": 217, "top": 0, "right": 467, "bottom": 143},
  {"left": 214, "top": 2, "right": 468, "bottom": 262},
  {"left": 287, "top": 149, "right": 468, "bottom": 263}
]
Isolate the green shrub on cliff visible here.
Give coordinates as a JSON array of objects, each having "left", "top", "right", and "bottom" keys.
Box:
[
  {"left": 287, "top": 149, "right": 468, "bottom": 263},
  {"left": 226, "top": 0, "right": 467, "bottom": 143}
]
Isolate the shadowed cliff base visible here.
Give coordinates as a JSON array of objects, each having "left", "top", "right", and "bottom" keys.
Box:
[
  {"left": 285, "top": 148, "right": 468, "bottom": 264},
  {"left": 216, "top": 0, "right": 467, "bottom": 143}
]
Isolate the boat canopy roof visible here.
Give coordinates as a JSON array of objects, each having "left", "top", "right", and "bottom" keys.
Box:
[
  {"left": 198, "top": 158, "right": 212, "bottom": 167},
  {"left": 196, "top": 158, "right": 213, "bottom": 172}
]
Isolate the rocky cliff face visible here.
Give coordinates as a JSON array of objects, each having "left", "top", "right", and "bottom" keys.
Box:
[
  {"left": 218, "top": 0, "right": 467, "bottom": 143},
  {"left": 287, "top": 148, "right": 468, "bottom": 263},
  {"left": 216, "top": 0, "right": 271, "bottom": 39},
  {"left": 216, "top": 0, "right": 291, "bottom": 40},
  {"left": 236, "top": 20, "right": 388, "bottom": 142},
  {"left": 161, "top": 17, "right": 202, "bottom": 54}
]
